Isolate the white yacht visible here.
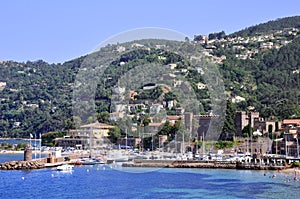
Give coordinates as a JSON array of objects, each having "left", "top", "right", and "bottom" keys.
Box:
[{"left": 57, "top": 164, "right": 74, "bottom": 171}]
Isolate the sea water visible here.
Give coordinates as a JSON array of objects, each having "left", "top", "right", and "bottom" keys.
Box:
[
  {"left": 0, "top": 163, "right": 299, "bottom": 199},
  {"left": 0, "top": 153, "right": 47, "bottom": 163}
]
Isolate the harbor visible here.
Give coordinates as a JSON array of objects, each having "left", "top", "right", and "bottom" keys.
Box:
[{"left": 0, "top": 146, "right": 298, "bottom": 171}]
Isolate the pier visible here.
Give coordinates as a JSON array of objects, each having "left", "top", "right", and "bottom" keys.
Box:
[
  {"left": 123, "top": 160, "right": 237, "bottom": 169},
  {"left": 122, "top": 156, "right": 296, "bottom": 170},
  {"left": 0, "top": 150, "right": 90, "bottom": 170}
]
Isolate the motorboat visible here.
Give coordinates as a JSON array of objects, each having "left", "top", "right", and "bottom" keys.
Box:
[
  {"left": 57, "top": 164, "right": 74, "bottom": 171},
  {"left": 73, "top": 158, "right": 106, "bottom": 165}
]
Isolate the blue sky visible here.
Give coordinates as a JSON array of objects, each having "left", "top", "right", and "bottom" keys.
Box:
[{"left": 0, "top": 0, "right": 299, "bottom": 63}]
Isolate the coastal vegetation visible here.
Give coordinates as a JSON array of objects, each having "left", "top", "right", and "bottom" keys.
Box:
[
  {"left": 0, "top": 141, "right": 28, "bottom": 150},
  {"left": 41, "top": 132, "right": 66, "bottom": 146}
]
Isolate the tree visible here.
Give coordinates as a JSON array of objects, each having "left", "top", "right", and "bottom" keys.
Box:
[
  {"left": 42, "top": 132, "right": 65, "bottom": 146},
  {"left": 220, "top": 100, "right": 237, "bottom": 140},
  {"left": 108, "top": 126, "right": 121, "bottom": 143},
  {"left": 208, "top": 31, "right": 226, "bottom": 40},
  {"left": 159, "top": 121, "right": 172, "bottom": 135},
  {"left": 97, "top": 111, "right": 110, "bottom": 123},
  {"left": 215, "top": 140, "right": 234, "bottom": 149},
  {"left": 16, "top": 142, "right": 28, "bottom": 150},
  {"left": 242, "top": 125, "right": 254, "bottom": 137}
]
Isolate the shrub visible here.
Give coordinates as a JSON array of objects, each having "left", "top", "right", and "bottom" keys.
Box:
[{"left": 292, "top": 161, "right": 300, "bottom": 167}]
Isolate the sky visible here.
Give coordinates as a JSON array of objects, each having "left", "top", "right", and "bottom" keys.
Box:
[{"left": 0, "top": 0, "right": 299, "bottom": 64}]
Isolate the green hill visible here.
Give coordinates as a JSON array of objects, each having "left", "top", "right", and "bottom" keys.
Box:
[
  {"left": 231, "top": 16, "right": 300, "bottom": 37},
  {"left": 1, "top": 16, "right": 300, "bottom": 138}
]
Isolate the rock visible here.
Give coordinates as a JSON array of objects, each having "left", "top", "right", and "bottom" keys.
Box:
[{"left": 0, "top": 160, "right": 46, "bottom": 170}]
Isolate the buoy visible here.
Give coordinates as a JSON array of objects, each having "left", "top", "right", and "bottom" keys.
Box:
[
  {"left": 294, "top": 177, "right": 298, "bottom": 181},
  {"left": 103, "top": 167, "right": 106, "bottom": 170},
  {"left": 51, "top": 174, "right": 54, "bottom": 177},
  {"left": 87, "top": 169, "right": 89, "bottom": 172},
  {"left": 22, "top": 177, "right": 25, "bottom": 180},
  {"left": 96, "top": 168, "right": 99, "bottom": 171}
]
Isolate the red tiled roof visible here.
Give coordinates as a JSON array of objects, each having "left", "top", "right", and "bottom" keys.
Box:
[
  {"left": 148, "top": 123, "right": 162, "bottom": 127},
  {"left": 166, "top": 115, "right": 181, "bottom": 120},
  {"left": 282, "top": 119, "right": 300, "bottom": 125}
]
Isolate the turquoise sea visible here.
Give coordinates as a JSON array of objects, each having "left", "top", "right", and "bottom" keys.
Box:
[{"left": 0, "top": 154, "right": 299, "bottom": 199}]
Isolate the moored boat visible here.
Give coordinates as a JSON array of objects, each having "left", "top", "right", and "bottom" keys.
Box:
[
  {"left": 57, "top": 164, "right": 74, "bottom": 171},
  {"left": 73, "top": 158, "right": 106, "bottom": 165}
]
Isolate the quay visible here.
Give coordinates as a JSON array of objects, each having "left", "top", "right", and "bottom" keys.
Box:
[
  {"left": 122, "top": 156, "right": 296, "bottom": 170},
  {"left": 123, "top": 160, "right": 237, "bottom": 169}
]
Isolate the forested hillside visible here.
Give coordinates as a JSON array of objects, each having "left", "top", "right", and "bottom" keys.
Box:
[
  {"left": 217, "top": 29, "right": 300, "bottom": 120},
  {"left": 231, "top": 16, "right": 300, "bottom": 37},
  {"left": 1, "top": 16, "right": 300, "bottom": 138},
  {"left": 0, "top": 59, "right": 83, "bottom": 137}
]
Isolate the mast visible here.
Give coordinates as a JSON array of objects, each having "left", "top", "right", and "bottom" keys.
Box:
[
  {"left": 39, "top": 133, "right": 42, "bottom": 159},
  {"left": 34, "top": 133, "right": 37, "bottom": 159},
  {"left": 89, "top": 127, "right": 92, "bottom": 158},
  {"left": 182, "top": 130, "right": 185, "bottom": 155},
  {"left": 175, "top": 133, "right": 177, "bottom": 155},
  {"left": 125, "top": 128, "right": 128, "bottom": 151},
  {"left": 29, "top": 136, "right": 31, "bottom": 149},
  {"left": 202, "top": 132, "right": 205, "bottom": 157}
]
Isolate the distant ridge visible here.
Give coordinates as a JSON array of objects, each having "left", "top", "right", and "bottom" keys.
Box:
[{"left": 231, "top": 16, "right": 300, "bottom": 37}]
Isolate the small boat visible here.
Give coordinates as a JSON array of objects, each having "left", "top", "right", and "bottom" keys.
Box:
[
  {"left": 74, "top": 158, "right": 106, "bottom": 165},
  {"left": 57, "top": 164, "right": 74, "bottom": 171}
]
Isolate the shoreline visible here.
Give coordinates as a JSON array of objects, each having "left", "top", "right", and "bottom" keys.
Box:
[
  {"left": 0, "top": 150, "right": 50, "bottom": 154},
  {"left": 0, "top": 150, "right": 299, "bottom": 174},
  {"left": 0, "top": 138, "right": 40, "bottom": 141},
  {"left": 0, "top": 154, "right": 299, "bottom": 174},
  {"left": 280, "top": 168, "right": 300, "bottom": 175}
]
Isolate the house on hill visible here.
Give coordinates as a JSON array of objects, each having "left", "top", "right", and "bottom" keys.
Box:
[
  {"left": 272, "top": 119, "right": 300, "bottom": 157},
  {"left": 166, "top": 115, "right": 181, "bottom": 125},
  {"left": 282, "top": 119, "right": 300, "bottom": 129}
]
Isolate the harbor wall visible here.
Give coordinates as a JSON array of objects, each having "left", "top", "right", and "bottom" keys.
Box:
[
  {"left": 123, "top": 160, "right": 236, "bottom": 169},
  {"left": 0, "top": 160, "right": 45, "bottom": 170},
  {"left": 123, "top": 159, "right": 287, "bottom": 170}
]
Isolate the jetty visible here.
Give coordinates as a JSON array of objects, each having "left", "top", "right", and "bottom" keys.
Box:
[
  {"left": 123, "top": 160, "right": 237, "bottom": 169},
  {"left": 0, "top": 148, "right": 90, "bottom": 170},
  {"left": 122, "top": 157, "right": 291, "bottom": 170},
  {"left": 0, "top": 160, "right": 45, "bottom": 170}
]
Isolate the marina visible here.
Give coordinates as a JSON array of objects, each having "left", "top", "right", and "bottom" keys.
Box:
[
  {"left": 1, "top": 146, "right": 299, "bottom": 172},
  {"left": 0, "top": 163, "right": 299, "bottom": 199}
]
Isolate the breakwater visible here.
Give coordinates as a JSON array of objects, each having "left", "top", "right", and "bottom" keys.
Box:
[
  {"left": 0, "top": 151, "right": 90, "bottom": 170},
  {"left": 236, "top": 162, "right": 285, "bottom": 170},
  {"left": 0, "top": 160, "right": 45, "bottom": 170}
]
